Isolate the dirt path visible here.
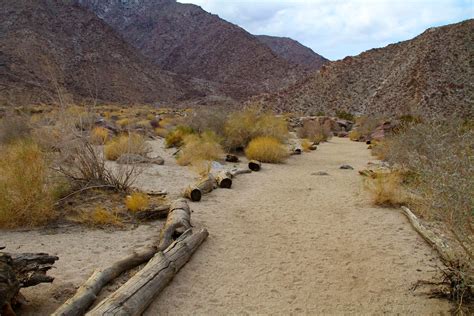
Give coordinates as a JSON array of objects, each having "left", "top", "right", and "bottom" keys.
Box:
[{"left": 146, "top": 137, "right": 450, "bottom": 314}]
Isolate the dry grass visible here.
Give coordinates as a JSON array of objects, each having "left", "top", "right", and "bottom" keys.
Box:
[
  {"left": 297, "top": 119, "right": 332, "bottom": 143},
  {"left": 125, "top": 192, "right": 149, "bottom": 212},
  {"left": 224, "top": 107, "right": 289, "bottom": 150},
  {"left": 116, "top": 118, "right": 131, "bottom": 129},
  {"left": 155, "top": 128, "right": 169, "bottom": 138},
  {"left": 104, "top": 134, "right": 151, "bottom": 161},
  {"left": 80, "top": 207, "right": 123, "bottom": 227},
  {"left": 165, "top": 125, "right": 194, "bottom": 148},
  {"left": 190, "top": 160, "right": 212, "bottom": 177},
  {"left": 90, "top": 126, "right": 109, "bottom": 145},
  {"left": 350, "top": 115, "right": 383, "bottom": 141},
  {"left": 245, "top": 136, "right": 289, "bottom": 163},
  {"left": 0, "top": 114, "right": 32, "bottom": 145},
  {"left": 177, "top": 132, "right": 223, "bottom": 166},
  {"left": 184, "top": 107, "right": 228, "bottom": 136},
  {"left": 0, "top": 141, "right": 57, "bottom": 228},
  {"left": 300, "top": 139, "right": 313, "bottom": 152},
  {"left": 365, "top": 171, "right": 406, "bottom": 207}
]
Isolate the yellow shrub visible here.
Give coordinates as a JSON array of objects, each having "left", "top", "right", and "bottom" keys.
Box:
[
  {"left": 104, "top": 134, "right": 150, "bottom": 161},
  {"left": 146, "top": 113, "right": 156, "bottom": 121},
  {"left": 190, "top": 160, "right": 212, "bottom": 177},
  {"left": 165, "top": 126, "right": 194, "bottom": 148},
  {"left": 300, "top": 139, "right": 312, "bottom": 152},
  {"left": 365, "top": 172, "right": 406, "bottom": 207},
  {"left": 136, "top": 120, "right": 151, "bottom": 128},
  {"left": 349, "top": 130, "right": 361, "bottom": 141},
  {"left": 245, "top": 136, "right": 289, "bottom": 163},
  {"left": 224, "top": 108, "right": 289, "bottom": 150},
  {"left": 177, "top": 132, "right": 223, "bottom": 166},
  {"left": 81, "top": 207, "right": 122, "bottom": 227},
  {"left": 0, "top": 141, "right": 56, "bottom": 227},
  {"left": 116, "top": 118, "right": 131, "bottom": 128},
  {"left": 155, "top": 128, "right": 169, "bottom": 138},
  {"left": 90, "top": 127, "right": 109, "bottom": 145},
  {"left": 125, "top": 192, "right": 149, "bottom": 212}
]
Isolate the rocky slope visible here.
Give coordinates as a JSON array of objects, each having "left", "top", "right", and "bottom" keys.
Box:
[
  {"left": 256, "top": 35, "right": 329, "bottom": 70},
  {"left": 259, "top": 20, "right": 474, "bottom": 117},
  {"left": 0, "top": 0, "right": 214, "bottom": 106},
  {"left": 76, "top": 0, "right": 307, "bottom": 99}
]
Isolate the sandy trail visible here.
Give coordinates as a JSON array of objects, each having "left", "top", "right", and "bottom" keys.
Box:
[{"left": 146, "top": 137, "right": 450, "bottom": 314}]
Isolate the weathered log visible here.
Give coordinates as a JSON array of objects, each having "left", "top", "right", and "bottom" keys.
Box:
[
  {"left": 134, "top": 204, "right": 170, "bottom": 221},
  {"left": 215, "top": 170, "right": 232, "bottom": 189},
  {"left": 309, "top": 144, "right": 318, "bottom": 151},
  {"left": 248, "top": 160, "right": 261, "bottom": 172},
  {"left": 0, "top": 254, "right": 20, "bottom": 314},
  {"left": 401, "top": 206, "right": 456, "bottom": 264},
  {"left": 87, "top": 228, "right": 209, "bottom": 316},
  {"left": 291, "top": 147, "right": 302, "bottom": 155},
  {"left": 225, "top": 154, "right": 239, "bottom": 163},
  {"left": 52, "top": 246, "right": 157, "bottom": 316},
  {"left": 229, "top": 168, "right": 252, "bottom": 177},
  {"left": 158, "top": 199, "right": 191, "bottom": 251},
  {"left": 183, "top": 174, "right": 216, "bottom": 202}
]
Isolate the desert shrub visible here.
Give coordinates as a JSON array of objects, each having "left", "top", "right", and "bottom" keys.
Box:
[
  {"left": 184, "top": 107, "right": 228, "bottom": 137},
  {"left": 125, "top": 192, "right": 149, "bottom": 212},
  {"left": 0, "top": 141, "right": 57, "bottom": 227},
  {"left": 381, "top": 118, "right": 473, "bottom": 260},
  {"left": 190, "top": 160, "right": 212, "bottom": 177},
  {"left": 365, "top": 171, "right": 406, "bottom": 207},
  {"left": 0, "top": 115, "right": 32, "bottom": 144},
  {"left": 104, "top": 134, "right": 151, "bottom": 161},
  {"left": 90, "top": 127, "right": 109, "bottom": 145},
  {"left": 155, "top": 128, "right": 169, "bottom": 138},
  {"left": 300, "top": 139, "right": 313, "bottom": 152},
  {"left": 116, "top": 118, "right": 131, "bottom": 129},
  {"left": 297, "top": 119, "right": 332, "bottom": 143},
  {"left": 245, "top": 136, "right": 289, "bottom": 163},
  {"left": 224, "top": 108, "right": 289, "bottom": 150},
  {"left": 335, "top": 110, "right": 355, "bottom": 122},
  {"left": 350, "top": 115, "right": 383, "bottom": 140},
  {"left": 177, "top": 132, "right": 223, "bottom": 166},
  {"left": 80, "top": 207, "right": 122, "bottom": 227},
  {"left": 59, "top": 137, "right": 139, "bottom": 191},
  {"left": 165, "top": 125, "right": 194, "bottom": 148}
]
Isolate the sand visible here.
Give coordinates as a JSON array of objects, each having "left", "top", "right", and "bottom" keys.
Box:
[{"left": 1, "top": 137, "right": 450, "bottom": 315}]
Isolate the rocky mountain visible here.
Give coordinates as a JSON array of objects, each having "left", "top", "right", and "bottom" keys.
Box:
[
  {"left": 0, "top": 0, "right": 214, "bottom": 106},
  {"left": 256, "top": 35, "right": 329, "bottom": 70},
  {"left": 259, "top": 20, "right": 474, "bottom": 117},
  {"left": 75, "top": 0, "right": 307, "bottom": 99}
]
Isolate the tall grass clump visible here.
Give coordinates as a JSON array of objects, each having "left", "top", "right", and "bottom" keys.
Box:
[
  {"left": 177, "top": 132, "right": 223, "bottom": 166},
  {"left": 364, "top": 171, "right": 406, "bottom": 207},
  {"left": 0, "top": 115, "right": 32, "bottom": 145},
  {"left": 245, "top": 136, "right": 289, "bottom": 163},
  {"left": 224, "top": 107, "right": 288, "bottom": 151},
  {"left": 0, "top": 141, "right": 56, "bottom": 227},
  {"left": 165, "top": 125, "right": 194, "bottom": 148},
  {"left": 104, "top": 133, "right": 150, "bottom": 161}
]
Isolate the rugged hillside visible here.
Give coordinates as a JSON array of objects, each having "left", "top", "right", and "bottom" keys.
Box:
[
  {"left": 76, "top": 0, "right": 306, "bottom": 99},
  {"left": 256, "top": 35, "right": 329, "bottom": 70},
  {"left": 0, "top": 0, "right": 212, "bottom": 106},
  {"left": 259, "top": 20, "right": 474, "bottom": 117}
]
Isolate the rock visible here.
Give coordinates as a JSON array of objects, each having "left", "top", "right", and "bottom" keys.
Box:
[
  {"left": 116, "top": 154, "right": 164, "bottom": 165},
  {"left": 337, "top": 131, "right": 348, "bottom": 138},
  {"left": 340, "top": 164, "right": 354, "bottom": 170},
  {"left": 311, "top": 171, "right": 329, "bottom": 176}
]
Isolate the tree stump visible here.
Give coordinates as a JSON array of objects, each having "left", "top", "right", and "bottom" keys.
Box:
[
  {"left": 248, "top": 160, "right": 261, "bottom": 171},
  {"left": 184, "top": 174, "right": 216, "bottom": 202},
  {"left": 215, "top": 170, "right": 232, "bottom": 189}
]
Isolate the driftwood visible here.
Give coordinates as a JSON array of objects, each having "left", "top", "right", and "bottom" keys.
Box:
[
  {"left": 214, "top": 170, "right": 232, "bottom": 189},
  {"left": 229, "top": 168, "right": 252, "bottom": 177},
  {"left": 401, "top": 206, "right": 456, "bottom": 264},
  {"left": 1, "top": 252, "right": 58, "bottom": 314},
  {"left": 87, "top": 228, "right": 209, "bottom": 316},
  {"left": 52, "top": 246, "right": 157, "bottom": 316},
  {"left": 248, "top": 160, "right": 262, "bottom": 171},
  {"left": 291, "top": 147, "right": 302, "bottom": 155},
  {"left": 158, "top": 199, "right": 191, "bottom": 251},
  {"left": 134, "top": 204, "right": 170, "bottom": 221},
  {"left": 184, "top": 174, "right": 216, "bottom": 202}
]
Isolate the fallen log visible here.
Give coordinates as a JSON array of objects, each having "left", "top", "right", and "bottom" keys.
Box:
[
  {"left": 229, "top": 168, "right": 252, "bottom": 177},
  {"left": 183, "top": 174, "right": 216, "bottom": 202},
  {"left": 248, "top": 160, "right": 261, "bottom": 172},
  {"left": 214, "top": 170, "right": 232, "bottom": 189},
  {"left": 291, "top": 147, "right": 302, "bottom": 155},
  {"left": 401, "top": 206, "right": 456, "bottom": 264},
  {"left": 1, "top": 252, "right": 58, "bottom": 314},
  {"left": 87, "top": 228, "right": 209, "bottom": 316},
  {"left": 134, "top": 204, "right": 170, "bottom": 221},
  {"left": 158, "top": 199, "right": 191, "bottom": 251},
  {"left": 52, "top": 246, "right": 157, "bottom": 316}
]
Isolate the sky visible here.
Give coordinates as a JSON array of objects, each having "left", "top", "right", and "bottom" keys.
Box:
[{"left": 179, "top": 0, "right": 473, "bottom": 60}]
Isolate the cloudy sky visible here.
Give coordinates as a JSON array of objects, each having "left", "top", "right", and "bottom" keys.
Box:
[{"left": 179, "top": 0, "right": 473, "bottom": 60}]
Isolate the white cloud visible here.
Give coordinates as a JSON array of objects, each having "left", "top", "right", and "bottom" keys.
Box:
[{"left": 179, "top": 0, "right": 473, "bottom": 60}]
